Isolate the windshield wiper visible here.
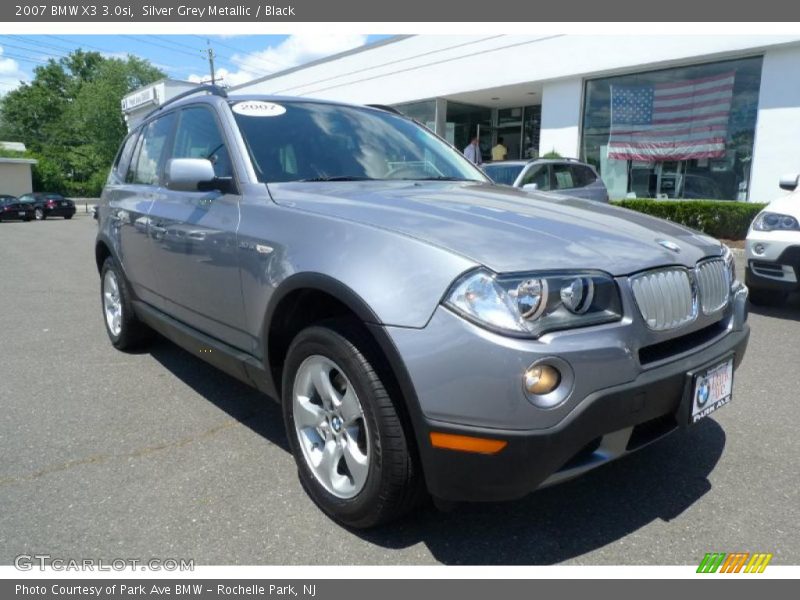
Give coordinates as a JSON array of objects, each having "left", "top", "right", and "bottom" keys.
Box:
[{"left": 299, "top": 176, "right": 378, "bottom": 182}]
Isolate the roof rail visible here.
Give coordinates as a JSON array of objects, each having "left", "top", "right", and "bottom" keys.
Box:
[
  {"left": 366, "top": 104, "right": 402, "bottom": 115},
  {"left": 144, "top": 84, "right": 228, "bottom": 120}
]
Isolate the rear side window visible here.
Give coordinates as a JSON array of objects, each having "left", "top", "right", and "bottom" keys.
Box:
[
  {"left": 552, "top": 164, "right": 576, "bottom": 190},
  {"left": 130, "top": 113, "right": 177, "bottom": 186},
  {"left": 113, "top": 132, "right": 139, "bottom": 180},
  {"left": 169, "top": 106, "right": 233, "bottom": 179},
  {"left": 571, "top": 165, "right": 597, "bottom": 188}
]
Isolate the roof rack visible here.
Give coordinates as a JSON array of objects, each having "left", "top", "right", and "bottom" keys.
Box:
[{"left": 144, "top": 84, "right": 228, "bottom": 120}]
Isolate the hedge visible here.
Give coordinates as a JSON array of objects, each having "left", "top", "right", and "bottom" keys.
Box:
[{"left": 611, "top": 199, "right": 767, "bottom": 240}]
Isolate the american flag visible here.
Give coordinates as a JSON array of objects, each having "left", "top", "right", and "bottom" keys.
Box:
[{"left": 607, "top": 71, "right": 735, "bottom": 161}]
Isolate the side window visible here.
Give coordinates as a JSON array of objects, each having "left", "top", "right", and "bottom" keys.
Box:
[
  {"left": 131, "top": 113, "right": 177, "bottom": 186},
  {"left": 552, "top": 164, "right": 576, "bottom": 190},
  {"left": 571, "top": 165, "right": 597, "bottom": 188},
  {"left": 169, "top": 106, "right": 233, "bottom": 179},
  {"left": 521, "top": 165, "right": 551, "bottom": 190},
  {"left": 113, "top": 131, "right": 139, "bottom": 180}
]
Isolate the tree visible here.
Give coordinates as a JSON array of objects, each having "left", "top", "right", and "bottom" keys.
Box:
[{"left": 0, "top": 50, "right": 164, "bottom": 196}]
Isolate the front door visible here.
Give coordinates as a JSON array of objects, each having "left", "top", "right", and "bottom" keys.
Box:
[{"left": 147, "top": 105, "right": 247, "bottom": 350}]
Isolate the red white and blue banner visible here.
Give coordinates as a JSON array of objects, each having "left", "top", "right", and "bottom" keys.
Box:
[{"left": 608, "top": 71, "right": 735, "bottom": 161}]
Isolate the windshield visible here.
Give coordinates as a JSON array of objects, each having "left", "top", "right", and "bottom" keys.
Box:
[
  {"left": 482, "top": 163, "right": 525, "bottom": 186},
  {"left": 232, "top": 100, "right": 488, "bottom": 184}
]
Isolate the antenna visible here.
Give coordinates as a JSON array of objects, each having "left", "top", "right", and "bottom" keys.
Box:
[{"left": 205, "top": 40, "right": 217, "bottom": 86}]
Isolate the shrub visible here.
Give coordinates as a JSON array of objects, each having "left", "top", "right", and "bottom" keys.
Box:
[{"left": 610, "top": 199, "right": 767, "bottom": 240}]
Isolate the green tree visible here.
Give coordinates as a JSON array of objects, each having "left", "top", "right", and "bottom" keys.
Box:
[{"left": 0, "top": 50, "right": 164, "bottom": 196}]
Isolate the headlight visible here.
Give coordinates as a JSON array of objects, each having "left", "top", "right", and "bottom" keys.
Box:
[
  {"left": 444, "top": 268, "right": 622, "bottom": 337},
  {"left": 752, "top": 212, "right": 800, "bottom": 232}
]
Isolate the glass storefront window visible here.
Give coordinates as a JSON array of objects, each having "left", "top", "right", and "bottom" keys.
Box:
[
  {"left": 581, "top": 56, "right": 763, "bottom": 201},
  {"left": 393, "top": 100, "right": 437, "bottom": 132},
  {"left": 446, "top": 101, "right": 492, "bottom": 161}
]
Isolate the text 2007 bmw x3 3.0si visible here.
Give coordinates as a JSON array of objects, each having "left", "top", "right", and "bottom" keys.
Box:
[{"left": 95, "top": 86, "right": 749, "bottom": 528}]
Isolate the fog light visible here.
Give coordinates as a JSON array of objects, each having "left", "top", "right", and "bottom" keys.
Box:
[
  {"left": 524, "top": 364, "right": 561, "bottom": 395},
  {"left": 753, "top": 243, "right": 766, "bottom": 256}
]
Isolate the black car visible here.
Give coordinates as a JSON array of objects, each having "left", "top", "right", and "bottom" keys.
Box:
[
  {"left": 18, "top": 192, "right": 76, "bottom": 220},
  {"left": 0, "top": 195, "right": 34, "bottom": 222}
]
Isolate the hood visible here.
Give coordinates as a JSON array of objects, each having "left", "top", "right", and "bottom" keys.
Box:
[
  {"left": 267, "top": 181, "right": 723, "bottom": 276},
  {"left": 763, "top": 189, "right": 800, "bottom": 216}
]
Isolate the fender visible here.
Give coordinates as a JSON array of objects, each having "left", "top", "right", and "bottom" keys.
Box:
[{"left": 262, "top": 272, "right": 431, "bottom": 468}]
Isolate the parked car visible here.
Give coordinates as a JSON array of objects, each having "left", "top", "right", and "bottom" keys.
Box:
[
  {"left": 96, "top": 87, "right": 750, "bottom": 527},
  {"left": 0, "top": 195, "right": 34, "bottom": 222},
  {"left": 745, "top": 173, "right": 800, "bottom": 305},
  {"left": 17, "top": 192, "right": 76, "bottom": 220},
  {"left": 482, "top": 158, "right": 609, "bottom": 202}
]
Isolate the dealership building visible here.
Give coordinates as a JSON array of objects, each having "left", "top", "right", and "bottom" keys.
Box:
[{"left": 124, "top": 34, "right": 800, "bottom": 202}]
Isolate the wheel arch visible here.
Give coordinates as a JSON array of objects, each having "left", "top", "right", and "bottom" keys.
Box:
[{"left": 263, "top": 273, "right": 429, "bottom": 473}]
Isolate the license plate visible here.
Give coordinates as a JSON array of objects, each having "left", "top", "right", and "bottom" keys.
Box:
[
  {"left": 61, "top": 202, "right": 68, "bottom": 206},
  {"left": 18, "top": 211, "right": 25, "bottom": 216},
  {"left": 690, "top": 358, "right": 733, "bottom": 424}
]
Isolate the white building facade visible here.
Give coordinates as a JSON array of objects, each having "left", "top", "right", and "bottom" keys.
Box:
[
  {"left": 229, "top": 35, "right": 800, "bottom": 202},
  {"left": 121, "top": 78, "right": 198, "bottom": 129}
]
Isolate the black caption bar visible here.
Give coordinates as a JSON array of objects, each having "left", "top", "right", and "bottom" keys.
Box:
[
  {"left": 4, "top": 579, "right": 792, "bottom": 599},
  {"left": 1, "top": 0, "right": 799, "bottom": 21}
]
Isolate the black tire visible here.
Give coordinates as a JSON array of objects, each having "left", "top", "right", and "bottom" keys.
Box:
[
  {"left": 748, "top": 287, "right": 787, "bottom": 307},
  {"left": 34, "top": 208, "right": 44, "bottom": 221},
  {"left": 64, "top": 215, "right": 73, "bottom": 220},
  {"left": 282, "top": 320, "right": 424, "bottom": 528},
  {"left": 100, "top": 256, "right": 153, "bottom": 350}
]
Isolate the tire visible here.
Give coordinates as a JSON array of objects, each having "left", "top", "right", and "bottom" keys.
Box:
[
  {"left": 34, "top": 208, "right": 44, "bottom": 221},
  {"left": 65, "top": 215, "right": 73, "bottom": 220},
  {"left": 282, "top": 320, "right": 423, "bottom": 528},
  {"left": 100, "top": 256, "right": 153, "bottom": 350},
  {"left": 748, "top": 287, "right": 787, "bottom": 307}
]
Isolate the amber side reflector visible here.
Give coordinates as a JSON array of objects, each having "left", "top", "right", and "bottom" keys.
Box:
[{"left": 429, "top": 432, "right": 507, "bottom": 455}]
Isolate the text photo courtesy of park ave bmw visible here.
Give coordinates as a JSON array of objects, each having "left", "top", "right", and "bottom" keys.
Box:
[{"left": 0, "top": 2, "right": 799, "bottom": 587}]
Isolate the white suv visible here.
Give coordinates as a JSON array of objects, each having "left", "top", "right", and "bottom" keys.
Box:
[{"left": 745, "top": 173, "right": 800, "bottom": 305}]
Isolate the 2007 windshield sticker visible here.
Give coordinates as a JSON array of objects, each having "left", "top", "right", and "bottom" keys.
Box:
[{"left": 232, "top": 101, "right": 287, "bottom": 117}]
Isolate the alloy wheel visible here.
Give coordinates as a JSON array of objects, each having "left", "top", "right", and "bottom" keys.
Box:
[{"left": 292, "top": 354, "right": 370, "bottom": 499}]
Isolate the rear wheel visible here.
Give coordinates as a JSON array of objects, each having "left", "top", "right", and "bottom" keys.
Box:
[
  {"left": 64, "top": 215, "right": 73, "bottom": 220},
  {"left": 100, "top": 256, "right": 153, "bottom": 350},
  {"left": 34, "top": 208, "right": 44, "bottom": 221},
  {"left": 748, "top": 287, "right": 787, "bottom": 306},
  {"left": 282, "top": 320, "right": 423, "bottom": 528}
]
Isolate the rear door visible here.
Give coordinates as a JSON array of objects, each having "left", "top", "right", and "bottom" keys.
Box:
[
  {"left": 105, "top": 112, "right": 176, "bottom": 307},
  {"left": 147, "top": 104, "right": 247, "bottom": 350}
]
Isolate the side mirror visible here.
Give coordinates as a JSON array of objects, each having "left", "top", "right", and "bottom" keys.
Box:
[
  {"left": 522, "top": 183, "right": 539, "bottom": 192},
  {"left": 165, "top": 158, "right": 216, "bottom": 192},
  {"left": 779, "top": 173, "right": 799, "bottom": 192}
]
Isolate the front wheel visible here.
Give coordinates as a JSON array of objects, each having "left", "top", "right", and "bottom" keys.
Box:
[
  {"left": 100, "top": 257, "right": 153, "bottom": 350},
  {"left": 282, "top": 321, "right": 423, "bottom": 528},
  {"left": 64, "top": 215, "right": 73, "bottom": 220}
]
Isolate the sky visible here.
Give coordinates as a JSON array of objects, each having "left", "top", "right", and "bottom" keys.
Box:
[{"left": 0, "top": 34, "right": 391, "bottom": 94}]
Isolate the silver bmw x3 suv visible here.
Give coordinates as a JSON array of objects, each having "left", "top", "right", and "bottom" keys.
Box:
[{"left": 96, "top": 86, "right": 749, "bottom": 528}]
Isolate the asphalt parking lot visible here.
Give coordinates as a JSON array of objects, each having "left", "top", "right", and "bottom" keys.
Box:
[{"left": 1, "top": 214, "right": 798, "bottom": 566}]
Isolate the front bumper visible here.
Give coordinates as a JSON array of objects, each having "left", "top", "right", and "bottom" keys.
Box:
[
  {"left": 386, "top": 285, "right": 750, "bottom": 502},
  {"left": 745, "top": 234, "right": 800, "bottom": 292}
]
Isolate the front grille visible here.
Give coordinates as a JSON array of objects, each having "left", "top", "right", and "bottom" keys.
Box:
[
  {"left": 631, "top": 268, "right": 696, "bottom": 331},
  {"left": 696, "top": 258, "right": 730, "bottom": 314}
]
